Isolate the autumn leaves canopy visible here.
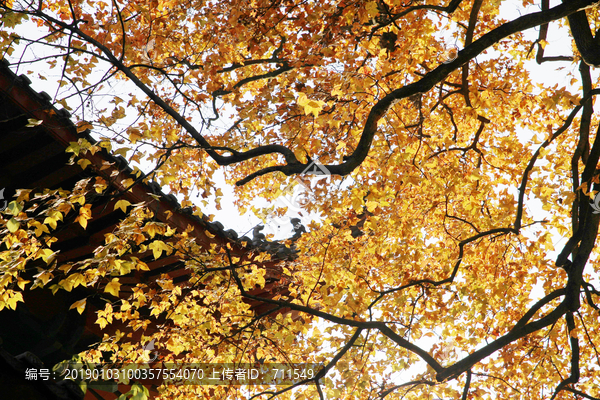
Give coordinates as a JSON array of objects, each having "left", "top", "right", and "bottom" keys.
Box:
[{"left": 2, "top": 0, "right": 600, "bottom": 399}]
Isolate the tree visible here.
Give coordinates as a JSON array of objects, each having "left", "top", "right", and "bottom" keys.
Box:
[{"left": 1, "top": 0, "right": 600, "bottom": 398}]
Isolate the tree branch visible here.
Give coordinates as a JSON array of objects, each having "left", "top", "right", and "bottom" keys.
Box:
[
  {"left": 460, "top": 370, "right": 472, "bottom": 400},
  {"left": 549, "top": 312, "right": 580, "bottom": 400},
  {"left": 533, "top": 0, "right": 574, "bottom": 64},
  {"left": 437, "top": 289, "right": 568, "bottom": 381},
  {"left": 564, "top": 1, "right": 600, "bottom": 67},
  {"left": 23, "top": 0, "right": 599, "bottom": 186},
  {"left": 237, "top": 0, "right": 600, "bottom": 185},
  {"left": 515, "top": 89, "right": 600, "bottom": 232}
]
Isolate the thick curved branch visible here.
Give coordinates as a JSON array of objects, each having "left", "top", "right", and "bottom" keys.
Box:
[
  {"left": 228, "top": 266, "right": 444, "bottom": 373},
  {"left": 550, "top": 312, "right": 580, "bottom": 400},
  {"left": 232, "top": 261, "right": 577, "bottom": 386},
  {"left": 583, "top": 282, "right": 600, "bottom": 311},
  {"left": 237, "top": 0, "right": 599, "bottom": 185},
  {"left": 375, "top": 324, "right": 444, "bottom": 373},
  {"left": 571, "top": 62, "right": 594, "bottom": 236},
  {"left": 556, "top": 119, "right": 600, "bottom": 271},
  {"left": 460, "top": 0, "right": 483, "bottom": 106},
  {"left": 23, "top": 0, "right": 599, "bottom": 187},
  {"left": 564, "top": 2, "right": 600, "bottom": 67},
  {"left": 437, "top": 297, "right": 569, "bottom": 381},
  {"left": 564, "top": 388, "right": 600, "bottom": 400}
]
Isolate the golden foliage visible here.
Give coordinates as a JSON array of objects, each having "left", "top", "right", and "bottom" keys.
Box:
[{"left": 2, "top": 0, "right": 600, "bottom": 399}]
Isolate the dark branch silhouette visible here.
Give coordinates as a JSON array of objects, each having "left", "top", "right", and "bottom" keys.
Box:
[{"left": 9, "top": 0, "right": 598, "bottom": 186}]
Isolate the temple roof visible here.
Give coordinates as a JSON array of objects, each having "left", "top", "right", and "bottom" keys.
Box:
[{"left": 0, "top": 59, "right": 295, "bottom": 399}]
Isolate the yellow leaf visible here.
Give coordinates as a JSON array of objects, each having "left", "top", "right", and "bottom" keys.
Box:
[
  {"left": 6, "top": 291, "right": 23, "bottom": 310},
  {"left": 26, "top": 118, "right": 43, "bottom": 127},
  {"left": 67, "top": 273, "right": 85, "bottom": 288},
  {"left": 365, "top": 1, "right": 379, "bottom": 18},
  {"left": 70, "top": 298, "right": 87, "bottom": 314},
  {"left": 59, "top": 263, "right": 73, "bottom": 274},
  {"left": 366, "top": 201, "right": 378, "bottom": 212},
  {"left": 577, "top": 182, "right": 589, "bottom": 194},
  {"left": 570, "top": 328, "right": 578, "bottom": 338},
  {"left": 77, "top": 158, "right": 92, "bottom": 170},
  {"left": 98, "top": 140, "right": 112, "bottom": 151},
  {"left": 17, "top": 277, "right": 30, "bottom": 290},
  {"left": 118, "top": 260, "right": 133, "bottom": 275},
  {"left": 304, "top": 99, "right": 324, "bottom": 118},
  {"left": 296, "top": 92, "right": 309, "bottom": 106},
  {"left": 96, "top": 317, "right": 108, "bottom": 329},
  {"left": 7, "top": 217, "right": 20, "bottom": 233},
  {"left": 128, "top": 128, "right": 143, "bottom": 144},
  {"left": 58, "top": 278, "right": 74, "bottom": 292},
  {"left": 34, "top": 270, "right": 53, "bottom": 286},
  {"left": 75, "top": 204, "right": 92, "bottom": 229},
  {"left": 114, "top": 199, "right": 131, "bottom": 213},
  {"left": 104, "top": 278, "right": 121, "bottom": 297},
  {"left": 161, "top": 175, "right": 175, "bottom": 185},
  {"left": 135, "top": 259, "right": 150, "bottom": 271},
  {"left": 143, "top": 222, "right": 164, "bottom": 238},
  {"left": 44, "top": 210, "right": 63, "bottom": 230},
  {"left": 71, "top": 195, "right": 85, "bottom": 206},
  {"left": 6, "top": 201, "right": 23, "bottom": 216},
  {"left": 32, "top": 221, "right": 49, "bottom": 236},
  {"left": 114, "top": 147, "right": 130, "bottom": 157},
  {"left": 15, "top": 189, "right": 32, "bottom": 203},
  {"left": 76, "top": 121, "right": 94, "bottom": 133},
  {"left": 148, "top": 240, "right": 171, "bottom": 259},
  {"left": 65, "top": 141, "right": 81, "bottom": 155},
  {"left": 38, "top": 248, "right": 57, "bottom": 264},
  {"left": 60, "top": 273, "right": 85, "bottom": 292},
  {"left": 331, "top": 85, "right": 343, "bottom": 98}
]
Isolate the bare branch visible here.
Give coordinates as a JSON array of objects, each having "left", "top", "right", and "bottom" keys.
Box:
[{"left": 460, "top": 370, "right": 472, "bottom": 400}]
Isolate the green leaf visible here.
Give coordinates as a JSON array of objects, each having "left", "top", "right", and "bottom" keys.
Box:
[{"left": 6, "top": 201, "right": 23, "bottom": 216}]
